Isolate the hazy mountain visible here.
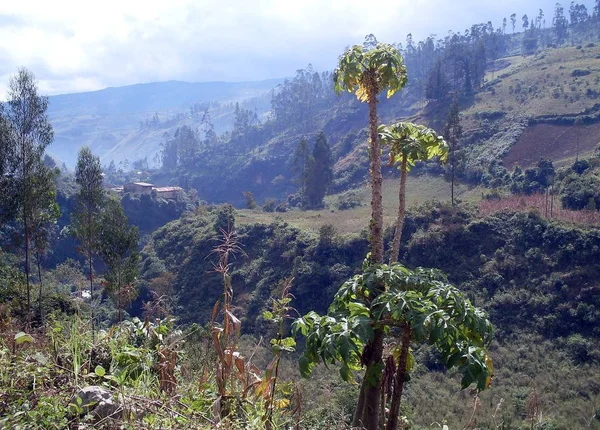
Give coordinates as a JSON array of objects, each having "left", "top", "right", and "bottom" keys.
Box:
[{"left": 47, "top": 78, "right": 283, "bottom": 167}]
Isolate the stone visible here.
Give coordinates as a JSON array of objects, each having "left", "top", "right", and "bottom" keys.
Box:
[{"left": 70, "top": 386, "right": 120, "bottom": 419}]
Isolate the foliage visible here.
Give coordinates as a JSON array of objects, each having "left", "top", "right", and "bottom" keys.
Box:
[
  {"left": 380, "top": 123, "right": 449, "bottom": 171},
  {"left": 294, "top": 262, "right": 493, "bottom": 429},
  {"left": 99, "top": 198, "right": 140, "bottom": 323},
  {"left": 334, "top": 40, "right": 408, "bottom": 102},
  {"left": 272, "top": 65, "right": 337, "bottom": 131},
  {"left": 333, "top": 190, "right": 363, "bottom": 210},
  {"left": 139, "top": 206, "right": 369, "bottom": 330},
  {"left": 72, "top": 146, "right": 105, "bottom": 340},
  {"left": 243, "top": 191, "right": 258, "bottom": 210},
  {"left": 291, "top": 138, "right": 312, "bottom": 208},
  {"left": 30, "top": 161, "right": 60, "bottom": 323},
  {"left": 121, "top": 189, "right": 195, "bottom": 234},
  {"left": 379, "top": 121, "right": 448, "bottom": 263},
  {"left": 1, "top": 68, "right": 55, "bottom": 321},
  {"left": 261, "top": 279, "right": 297, "bottom": 429},
  {"left": 558, "top": 153, "right": 600, "bottom": 210},
  {"left": 305, "top": 132, "right": 333, "bottom": 209}
]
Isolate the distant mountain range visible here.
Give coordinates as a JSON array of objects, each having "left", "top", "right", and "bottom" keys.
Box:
[{"left": 47, "top": 78, "right": 284, "bottom": 167}]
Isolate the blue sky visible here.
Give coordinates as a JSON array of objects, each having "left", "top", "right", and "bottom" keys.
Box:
[{"left": 0, "top": 0, "right": 595, "bottom": 97}]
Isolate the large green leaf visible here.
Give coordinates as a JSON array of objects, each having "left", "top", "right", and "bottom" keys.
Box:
[{"left": 14, "top": 332, "right": 34, "bottom": 345}]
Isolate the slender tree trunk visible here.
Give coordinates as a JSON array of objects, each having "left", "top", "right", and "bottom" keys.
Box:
[
  {"left": 576, "top": 125, "right": 580, "bottom": 161},
  {"left": 88, "top": 239, "right": 95, "bottom": 343},
  {"left": 451, "top": 142, "right": 455, "bottom": 206},
  {"left": 22, "top": 136, "right": 31, "bottom": 325},
  {"left": 352, "top": 380, "right": 366, "bottom": 426},
  {"left": 300, "top": 161, "right": 304, "bottom": 208},
  {"left": 390, "top": 156, "right": 408, "bottom": 264},
  {"left": 367, "top": 85, "right": 384, "bottom": 265},
  {"left": 353, "top": 77, "right": 385, "bottom": 430},
  {"left": 385, "top": 325, "right": 411, "bottom": 430},
  {"left": 37, "top": 255, "right": 44, "bottom": 325},
  {"left": 24, "top": 222, "right": 30, "bottom": 324},
  {"left": 118, "top": 270, "right": 122, "bottom": 324}
]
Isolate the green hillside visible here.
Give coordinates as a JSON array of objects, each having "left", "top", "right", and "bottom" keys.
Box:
[
  {"left": 462, "top": 44, "right": 600, "bottom": 167},
  {"left": 238, "top": 176, "right": 481, "bottom": 234},
  {"left": 3, "top": 6, "right": 600, "bottom": 429},
  {"left": 135, "top": 202, "right": 600, "bottom": 428}
]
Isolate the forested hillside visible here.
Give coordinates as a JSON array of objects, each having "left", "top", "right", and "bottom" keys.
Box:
[
  {"left": 136, "top": 200, "right": 600, "bottom": 428},
  {"left": 133, "top": 8, "right": 600, "bottom": 207}
]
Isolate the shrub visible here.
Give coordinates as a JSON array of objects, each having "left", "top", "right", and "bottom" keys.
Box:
[
  {"left": 263, "top": 199, "right": 276, "bottom": 212},
  {"left": 318, "top": 224, "right": 337, "bottom": 248},
  {"left": 571, "top": 69, "right": 591, "bottom": 77},
  {"left": 334, "top": 190, "right": 363, "bottom": 210},
  {"left": 571, "top": 159, "right": 590, "bottom": 175},
  {"left": 242, "top": 191, "right": 258, "bottom": 209}
]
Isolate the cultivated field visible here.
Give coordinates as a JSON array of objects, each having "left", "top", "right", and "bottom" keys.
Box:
[{"left": 504, "top": 121, "right": 600, "bottom": 168}]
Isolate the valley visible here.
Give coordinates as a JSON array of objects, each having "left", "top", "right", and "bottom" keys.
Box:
[{"left": 1, "top": 2, "right": 600, "bottom": 429}]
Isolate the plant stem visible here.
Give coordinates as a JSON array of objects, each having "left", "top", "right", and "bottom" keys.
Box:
[
  {"left": 385, "top": 324, "right": 411, "bottom": 430},
  {"left": 390, "top": 154, "right": 408, "bottom": 263}
]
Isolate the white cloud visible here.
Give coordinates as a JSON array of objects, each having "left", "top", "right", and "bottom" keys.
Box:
[{"left": 0, "top": 0, "right": 595, "bottom": 97}]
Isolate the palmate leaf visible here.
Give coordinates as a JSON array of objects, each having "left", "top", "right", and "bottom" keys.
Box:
[
  {"left": 379, "top": 122, "right": 449, "bottom": 171},
  {"left": 333, "top": 41, "right": 407, "bottom": 102},
  {"left": 294, "top": 261, "right": 494, "bottom": 392}
]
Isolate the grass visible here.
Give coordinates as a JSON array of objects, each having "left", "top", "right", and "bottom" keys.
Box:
[
  {"left": 467, "top": 45, "right": 600, "bottom": 120},
  {"left": 237, "top": 175, "right": 482, "bottom": 235},
  {"left": 407, "top": 334, "right": 600, "bottom": 430}
]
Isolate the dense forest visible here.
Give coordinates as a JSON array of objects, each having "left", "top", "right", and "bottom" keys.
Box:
[{"left": 1, "top": 1, "right": 600, "bottom": 429}]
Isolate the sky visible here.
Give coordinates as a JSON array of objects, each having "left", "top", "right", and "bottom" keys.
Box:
[{"left": 0, "top": 0, "right": 595, "bottom": 97}]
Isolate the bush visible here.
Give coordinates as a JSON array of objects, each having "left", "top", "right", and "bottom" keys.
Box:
[
  {"left": 262, "top": 199, "right": 276, "bottom": 212},
  {"left": 571, "top": 69, "right": 591, "bottom": 77},
  {"left": 572, "top": 159, "right": 590, "bottom": 175},
  {"left": 318, "top": 224, "right": 337, "bottom": 247},
  {"left": 242, "top": 191, "right": 258, "bottom": 209},
  {"left": 334, "top": 190, "right": 363, "bottom": 210},
  {"left": 561, "top": 174, "right": 600, "bottom": 210},
  {"left": 287, "top": 193, "right": 303, "bottom": 208}
]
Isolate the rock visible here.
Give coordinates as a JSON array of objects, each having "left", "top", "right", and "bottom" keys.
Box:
[{"left": 70, "top": 386, "right": 120, "bottom": 419}]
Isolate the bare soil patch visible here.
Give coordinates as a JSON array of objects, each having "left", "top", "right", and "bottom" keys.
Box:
[{"left": 503, "top": 122, "right": 600, "bottom": 168}]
